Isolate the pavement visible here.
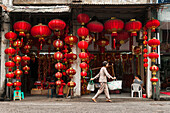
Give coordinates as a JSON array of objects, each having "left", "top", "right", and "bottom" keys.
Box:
[{"left": 0, "top": 96, "right": 169, "bottom": 113}]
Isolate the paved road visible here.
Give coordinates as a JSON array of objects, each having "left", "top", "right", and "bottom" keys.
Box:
[{"left": 0, "top": 98, "right": 169, "bottom": 113}]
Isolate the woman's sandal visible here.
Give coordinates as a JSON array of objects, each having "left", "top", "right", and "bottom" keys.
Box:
[
  {"left": 106, "top": 99, "right": 112, "bottom": 102},
  {"left": 92, "top": 98, "right": 97, "bottom": 103}
]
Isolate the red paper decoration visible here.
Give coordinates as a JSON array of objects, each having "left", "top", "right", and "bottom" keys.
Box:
[
  {"left": 96, "top": 38, "right": 109, "bottom": 53},
  {"left": 80, "top": 62, "right": 88, "bottom": 71},
  {"left": 148, "top": 52, "right": 159, "bottom": 62},
  {"left": 23, "top": 65, "right": 30, "bottom": 74},
  {"left": 66, "top": 68, "right": 76, "bottom": 79},
  {"left": 150, "top": 65, "right": 159, "bottom": 75},
  {"left": 7, "top": 82, "right": 13, "bottom": 87},
  {"left": 150, "top": 76, "right": 158, "bottom": 85},
  {"left": 78, "top": 40, "right": 88, "bottom": 51},
  {"left": 143, "top": 48, "right": 148, "bottom": 53},
  {"left": 14, "top": 81, "right": 22, "bottom": 87},
  {"left": 148, "top": 38, "right": 160, "bottom": 50},
  {"left": 6, "top": 72, "right": 15, "bottom": 79},
  {"left": 24, "top": 44, "right": 31, "bottom": 53},
  {"left": 55, "top": 72, "right": 62, "bottom": 79},
  {"left": 64, "top": 34, "right": 78, "bottom": 48},
  {"left": 13, "top": 39, "right": 22, "bottom": 52},
  {"left": 66, "top": 52, "right": 77, "bottom": 64},
  {"left": 67, "top": 81, "right": 76, "bottom": 89},
  {"left": 87, "top": 21, "right": 104, "bottom": 33},
  {"left": 5, "top": 31, "right": 17, "bottom": 44},
  {"left": 143, "top": 63, "right": 148, "bottom": 68},
  {"left": 77, "top": 13, "right": 90, "bottom": 25},
  {"left": 54, "top": 52, "right": 63, "bottom": 61},
  {"left": 4, "top": 47, "right": 16, "bottom": 59},
  {"left": 81, "top": 71, "right": 87, "bottom": 77},
  {"left": 77, "top": 27, "right": 89, "bottom": 39},
  {"left": 48, "top": 19, "right": 66, "bottom": 31},
  {"left": 14, "top": 69, "right": 23, "bottom": 77},
  {"left": 5, "top": 61, "right": 15, "bottom": 72},
  {"left": 53, "top": 39, "right": 64, "bottom": 50},
  {"left": 146, "top": 19, "right": 160, "bottom": 32},
  {"left": 55, "top": 63, "right": 63, "bottom": 71},
  {"left": 79, "top": 52, "right": 88, "bottom": 61}
]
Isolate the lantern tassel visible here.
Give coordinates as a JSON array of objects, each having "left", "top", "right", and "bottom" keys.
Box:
[
  {"left": 40, "top": 42, "right": 43, "bottom": 50},
  {"left": 21, "top": 37, "right": 23, "bottom": 43}
]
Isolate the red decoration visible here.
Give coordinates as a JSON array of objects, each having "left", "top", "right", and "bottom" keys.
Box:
[
  {"left": 5, "top": 61, "right": 15, "bottom": 72},
  {"left": 66, "top": 52, "right": 77, "bottom": 64},
  {"left": 13, "top": 39, "right": 22, "bottom": 53},
  {"left": 14, "top": 81, "right": 22, "bottom": 87},
  {"left": 54, "top": 30, "right": 64, "bottom": 37},
  {"left": 14, "top": 69, "right": 23, "bottom": 77},
  {"left": 24, "top": 44, "right": 31, "bottom": 53},
  {"left": 87, "top": 21, "right": 103, "bottom": 33},
  {"left": 54, "top": 52, "right": 63, "bottom": 61},
  {"left": 53, "top": 39, "right": 63, "bottom": 50},
  {"left": 31, "top": 23, "right": 52, "bottom": 50},
  {"left": 4, "top": 47, "right": 16, "bottom": 59},
  {"left": 150, "top": 76, "right": 158, "bottom": 85},
  {"left": 143, "top": 58, "right": 148, "bottom": 63},
  {"left": 143, "top": 53, "right": 148, "bottom": 58},
  {"left": 5, "top": 31, "right": 17, "bottom": 44},
  {"left": 80, "top": 62, "right": 88, "bottom": 70},
  {"left": 67, "top": 81, "right": 76, "bottom": 89},
  {"left": 78, "top": 40, "right": 88, "bottom": 51},
  {"left": 143, "top": 48, "right": 148, "bottom": 53},
  {"left": 77, "top": 27, "right": 89, "bottom": 39},
  {"left": 81, "top": 71, "right": 87, "bottom": 77},
  {"left": 56, "top": 80, "right": 62, "bottom": 86},
  {"left": 7, "top": 82, "right": 13, "bottom": 87},
  {"left": 77, "top": 13, "right": 90, "bottom": 25},
  {"left": 23, "top": 65, "right": 30, "bottom": 74},
  {"left": 104, "top": 17, "right": 124, "bottom": 36},
  {"left": 146, "top": 19, "right": 160, "bottom": 32},
  {"left": 148, "top": 52, "right": 159, "bottom": 62},
  {"left": 125, "top": 19, "right": 142, "bottom": 36},
  {"left": 66, "top": 68, "right": 76, "bottom": 79},
  {"left": 22, "top": 55, "right": 30, "bottom": 63},
  {"left": 79, "top": 52, "right": 88, "bottom": 61},
  {"left": 55, "top": 72, "right": 62, "bottom": 79},
  {"left": 96, "top": 38, "right": 109, "bottom": 53},
  {"left": 143, "top": 63, "right": 148, "bottom": 68},
  {"left": 13, "top": 21, "right": 31, "bottom": 37},
  {"left": 13, "top": 55, "right": 22, "bottom": 67},
  {"left": 48, "top": 19, "right": 66, "bottom": 31},
  {"left": 143, "top": 40, "right": 147, "bottom": 46},
  {"left": 148, "top": 38, "right": 160, "bottom": 50},
  {"left": 64, "top": 34, "right": 78, "bottom": 48},
  {"left": 55, "top": 63, "right": 63, "bottom": 71},
  {"left": 143, "top": 35, "right": 148, "bottom": 40},
  {"left": 150, "top": 65, "right": 159, "bottom": 75},
  {"left": 6, "top": 72, "right": 14, "bottom": 79}
]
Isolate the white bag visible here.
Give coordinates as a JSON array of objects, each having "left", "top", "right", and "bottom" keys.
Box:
[
  {"left": 87, "top": 81, "right": 95, "bottom": 91},
  {"left": 107, "top": 80, "right": 122, "bottom": 90}
]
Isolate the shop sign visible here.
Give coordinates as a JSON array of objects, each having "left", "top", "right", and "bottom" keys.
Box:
[{"left": 158, "top": 0, "right": 170, "bottom": 3}]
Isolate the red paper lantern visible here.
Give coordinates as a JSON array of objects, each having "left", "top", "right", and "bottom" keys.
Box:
[
  {"left": 55, "top": 63, "right": 63, "bottom": 71},
  {"left": 148, "top": 38, "right": 160, "bottom": 50},
  {"left": 48, "top": 19, "right": 66, "bottom": 31},
  {"left": 5, "top": 31, "right": 17, "bottom": 43},
  {"left": 4, "top": 47, "right": 16, "bottom": 59},
  {"left": 64, "top": 34, "right": 78, "bottom": 48},
  {"left": 81, "top": 71, "right": 87, "bottom": 77},
  {"left": 150, "top": 65, "right": 159, "bottom": 75},
  {"left": 54, "top": 52, "right": 63, "bottom": 61},
  {"left": 55, "top": 72, "right": 62, "bottom": 79},
  {"left": 31, "top": 23, "right": 52, "bottom": 50},
  {"left": 6, "top": 72, "right": 14, "bottom": 79},
  {"left": 22, "top": 55, "right": 30, "bottom": 63},
  {"left": 66, "top": 68, "right": 76, "bottom": 78},
  {"left": 143, "top": 35, "right": 148, "bottom": 40},
  {"left": 77, "top": 13, "right": 90, "bottom": 25},
  {"left": 67, "top": 81, "right": 76, "bottom": 89},
  {"left": 143, "top": 53, "right": 148, "bottom": 58},
  {"left": 13, "top": 21, "right": 31, "bottom": 37},
  {"left": 13, "top": 39, "right": 22, "bottom": 52},
  {"left": 148, "top": 52, "right": 159, "bottom": 62},
  {"left": 87, "top": 21, "right": 104, "bottom": 33},
  {"left": 150, "top": 76, "right": 158, "bottom": 85},
  {"left": 125, "top": 19, "right": 142, "bottom": 36},
  {"left": 23, "top": 65, "right": 30, "bottom": 74},
  {"left": 143, "top": 63, "right": 148, "bottom": 68},
  {"left": 143, "top": 48, "right": 148, "bottom": 53},
  {"left": 80, "top": 62, "right": 88, "bottom": 70},
  {"left": 14, "top": 81, "right": 22, "bottom": 87},
  {"left": 66, "top": 52, "right": 77, "bottom": 64},
  {"left": 13, "top": 55, "right": 22, "bottom": 66},
  {"left": 56, "top": 80, "right": 61, "bottom": 86},
  {"left": 5, "top": 61, "right": 15, "bottom": 72},
  {"left": 79, "top": 52, "right": 88, "bottom": 61},
  {"left": 77, "top": 27, "right": 89, "bottom": 39},
  {"left": 104, "top": 17, "right": 124, "bottom": 36},
  {"left": 54, "top": 30, "right": 64, "bottom": 37},
  {"left": 78, "top": 40, "right": 88, "bottom": 51},
  {"left": 115, "top": 31, "right": 130, "bottom": 44},
  {"left": 53, "top": 39, "right": 63, "bottom": 50},
  {"left": 7, "top": 82, "right": 13, "bottom": 87},
  {"left": 143, "top": 58, "right": 148, "bottom": 63},
  {"left": 97, "top": 38, "right": 109, "bottom": 53},
  {"left": 143, "top": 40, "right": 147, "bottom": 46},
  {"left": 14, "top": 69, "right": 23, "bottom": 77},
  {"left": 146, "top": 19, "right": 160, "bottom": 32},
  {"left": 24, "top": 44, "right": 31, "bottom": 53}
]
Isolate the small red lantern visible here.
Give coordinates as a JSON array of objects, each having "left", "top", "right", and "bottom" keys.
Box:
[
  {"left": 13, "top": 39, "right": 22, "bottom": 52},
  {"left": 125, "top": 19, "right": 142, "bottom": 36},
  {"left": 146, "top": 18, "right": 160, "bottom": 32},
  {"left": 6, "top": 72, "right": 14, "bottom": 79},
  {"left": 66, "top": 52, "right": 77, "bottom": 64},
  {"left": 22, "top": 55, "right": 30, "bottom": 63},
  {"left": 77, "top": 13, "right": 90, "bottom": 25},
  {"left": 80, "top": 62, "right": 88, "bottom": 70},
  {"left": 148, "top": 38, "right": 160, "bottom": 50},
  {"left": 24, "top": 44, "right": 31, "bottom": 53},
  {"left": 5, "top": 31, "right": 17, "bottom": 44},
  {"left": 56, "top": 80, "right": 61, "bottom": 86},
  {"left": 14, "top": 69, "right": 23, "bottom": 77},
  {"left": 67, "top": 81, "right": 76, "bottom": 89},
  {"left": 79, "top": 52, "right": 88, "bottom": 61},
  {"left": 104, "top": 17, "right": 124, "bottom": 37},
  {"left": 7, "top": 82, "right": 13, "bottom": 87},
  {"left": 143, "top": 58, "right": 148, "bottom": 63},
  {"left": 78, "top": 40, "right": 88, "bottom": 51},
  {"left": 4, "top": 47, "right": 16, "bottom": 59},
  {"left": 48, "top": 19, "right": 66, "bottom": 31},
  {"left": 55, "top": 63, "right": 63, "bottom": 71},
  {"left": 55, "top": 72, "right": 62, "bottom": 79},
  {"left": 23, "top": 65, "right": 30, "bottom": 74},
  {"left": 96, "top": 38, "right": 109, "bottom": 53},
  {"left": 143, "top": 40, "right": 147, "bottom": 46},
  {"left": 81, "top": 71, "right": 87, "bottom": 77},
  {"left": 77, "top": 27, "right": 89, "bottom": 40},
  {"left": 115, "top": 31, "right": 130, "bottom": 44},
  {"left": 143, "top": 53, "right": 148, "bottom": 58},
  {"left": 66, "top": 68, "right": 76, "bottom": 79},
  {"left": 87, "top": 21, "right": 104, "bottom": 33},
  {"left": 53, "top": 39, "right": 63, "bottom": 50},
  {"left": 143, "top": 35, "right": 148, "bottom": 40},
  {"left": 150, "top": 76, "right": 158, "bottom": 85},
  {"left": 13, "top": 55, "right": 22, "bottom": 66},
  {"left": 54, "top": 52, "right": 63, "bottom": 61},
  {"left": 143, "top": 63, "right": 148, "bottom": 68},
  {"left": 14, "top": 81, "right": 22, "bottom": 87},
  {"left": 148, "top": 52, "right": 159, "bottom": 62},
  {"left": 143, "top": 48, "right": 148, "bottom": 53},
  {"left": 150, "top": 65, "right": 159, "bottom": 75},
  {"left": 13, "top": 21, "right": 31, "bottom": 37},
  {"left": 5, "top": 61, "right": 15, "bottom": 72},
  {"left": 64, "top": 34, "right": 78, "bottom": 48}
]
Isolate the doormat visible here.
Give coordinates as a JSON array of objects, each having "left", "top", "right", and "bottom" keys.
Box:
[{"left": 160, "top": 92, "right": 170, "bottom": 96}]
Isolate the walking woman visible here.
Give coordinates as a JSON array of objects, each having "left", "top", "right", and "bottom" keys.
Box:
[{"left": 90, "top": 61, "right": 116, "bottom": 102}]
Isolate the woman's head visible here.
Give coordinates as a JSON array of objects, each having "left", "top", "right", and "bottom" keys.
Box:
[
  {"left": 135, "top": 75, "right": 141, "bottom": 80},
  {"left": 102, "top": 61, "right": 109, "bottom": 67}
]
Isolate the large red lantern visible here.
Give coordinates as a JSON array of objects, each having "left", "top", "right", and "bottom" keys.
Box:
[
  {"left": 14, "top": 81, "right": 22, "bottom": 87},
  {"left": 148, "top": 52, "right": 159, "bottom": 62},
  {"left": 78, "top": 40, "right": 88, "bottom": 51},
  {"left": 87, "top": 21, "right": 104, "bottom": 33},
  {"left": 79, "top": 52, "right": 88, "bottom": 61},
  {"left": 53, "top": 39, "right": 63, "bottom": 50},
  {"left": 5, "top": 61, "right": 15, "bottom": 71},
  {"left": 67, "top": 81, "right": 76, "bottom": 89},
  {"left": 5, "top": 31, "right": 17, "bottom": 44},
  {"left": 55, "top": 63, "right": 63, "bottom": 71},
  {"left": 150, "top": 76, "right": 158, "bottom": 85},
  {"left": 104, "top": 17, "right": 124, "bottom": 36},
  {"left": 13, "top": 55, "right": 22, "bottom": 66},
  {"left": 54, "top": 52, "right": 63, "bottom": 61},
  {"left": 115, "top": 31, "right": 130, "bottom": 44},
  {"left": 96, "top": 38, "right": 109, "bottom": 53},
  {"left": 23, "top": 65, "right": 30, "bottom": 74},
  {"left": 80, "top": 62, "right": 88, "bottom": 71},
  {"left": 64, "top": 34, "right": 78, "bottom": 48},
  {"left": 146, "top": 19, "right": 160, "bottom": 32},
  {"left": 125, "top": 19, "right": 142, "bottom": 36},
  {"left": 77, "top": 27, "right": 89, "bottom": 40},
  {"left": 66, "top": 52, "right": 77, "bottom": 64},
  {"left": 31, "top": 23, "right": 52, "bottom": 50},
  {"left": 4, "top": 47, "right": 16, "bottom": 59},
  {"left": 7, "top": 82, "right": 13, "bottom": 87},
  {"left": 14, "top": 69, "right": 23, "bottom": 77},
  {"left": 55, "top": 72, "right": 62, "bottom": 79},
  {"left": 13, "top": 21, "right": 31, "bottom": 37},
  {"left": 77, "top": 13, "right": 90, "bottom": 25},
  {"left": 48, "top": 19, "right": 66, "bottom": 31},
  {"left": 6, "top": 72, "right": 14, "bottom": 79},
  {"left": 66, "top": 68, "right": 76, "bottom": 79},
  {"left": 150, "top": 65, "right": 159, "bottom": 75},
  {"left": 148, "top": 38, "right": 160, "bottom": 50}
]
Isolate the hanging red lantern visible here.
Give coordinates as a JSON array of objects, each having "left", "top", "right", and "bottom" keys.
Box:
[
  {"left": 146, "top": 18, "right": 160, "bottom": 32},
  {"left": 14, "top": 81, "right": 22, "bottom": 87},
  {"left": 64, "top": 34, "right": 78, "bottom": 48},
  {"left": 80, "top": 62, "right": 88, "bottom": 70},
  {"left": 5, "top": 61, "right": 15, "bottom": 72},
  {"left": 53, "top": 39, "right": 63, "bottom": 50},
  {"left": 143, "top": 58, "right": 148, "bottom": 63},
  {"left": 48, "top": 19, "right": 66, "bottom": 31},
  {"left": 78, "top": 40, "right": 88, "bottom": 51},
  {"left": 143, "top": 63, "right": 148, "bottom": 68},
  {"left": 148, "top": 38, "right": 160, "bottom": 50},
  {"left": 5, "top": 31, "right": 17, "bottom": 44},
  {"left": 143, "top": 53, "right": 148, "bottom": 58},
  {"left": 14, "top": 69, "right": 23, "bottom": 77},
  {"left": 13, "top": 39, "right": 22, "bottom": 52},
  {"left": 7, "top": 82, "right": 13, "bottom": 87},
  {"left": 150, "top": 65, "right": 159, "bottom": 75},
  {"left": 143, "top": 40, "right": 147, "bottom": 47},
  {"left": 96, "top": 38, "right": 109, "bottom": 53},
  {"left": 22, "top": 55, "right": 30, "bottom": 63},
  {"left": 143, "top": 35, "right": 148, "bottom": 40},
  {"left": 31, "top": 23, "right": 52, "bottom": 50},
  {"left": 13, "top": 55, "right": 22, "bottom": 66},
  {"left": 24, "top": 44, "right": 31, "bottom": 53},
  {"left": 13, "top": 21, "right": 31, "bottom": 37},
  {"left": 56, "top": 80, "right": 62, "bottom": 86},
  {"left": 54, "top": 30, "right": 64, "bottom": 37},
  {"left": 66, "top": 52, "right": 77, "bottom": 64},
  {"left": 150, "top": 76, "right": 158, "bottom": 85},
  {"left": 87, "top": 21, "right": 104, "bottom": 33},
  {"left": 77, "top": 27, "right": 89, "bottom": 40},
  {"left": 66, "top": 68, "right": 76, "bottom": 79},
  {"left": 67, "top": 81, "right": 76, "bottom": 89},
  {"left": 77, "top": 13, "right": 90, "bottom": 25},
  {"left": 148, "top": 52, "right": 159, "bottom": 62},
  {"left": 54, "top": 52, "right": 63, "bottom": 61},
  {"left": 23, "top": 65, "right": 30, "bottom": 74},
  {"left": 143, "top": 48, "right": 148, "bottom": 53},
  {"left": 116, "top": 31, "right": 130, "bottom": 44},
  {"left": 6, "top": 72, "right": 14, "bottom": 79},
  {"left": 79, "top": 52, "right": 88, "bottom": 61},
  {"left": 55, "top": 63, "right": 63, "bottom": 71},
  {"left": 104, "top": 17, "right": 124, "bottom": 37},
  {"left": 125, "top": 19, "right": 142, "bottom": 36},
  {"left": 55, "top": 72, "right": 62, "bottom": 79},
  {"left": 4, "top": 47, "right": 16, "bottom": 59},
  {"left": 81, "top": 71, "right": 87, "bottom": 77}
]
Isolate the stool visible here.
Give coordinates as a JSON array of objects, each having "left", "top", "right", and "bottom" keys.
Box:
[{"left": 13, "top": 90, "right": 21, "bottom": 101}]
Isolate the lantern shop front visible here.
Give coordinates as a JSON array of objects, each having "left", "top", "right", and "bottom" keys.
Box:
[{"left": 3, "top": 4, "right": 161, "bottom": 100}]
